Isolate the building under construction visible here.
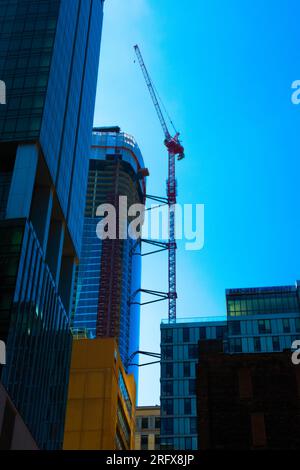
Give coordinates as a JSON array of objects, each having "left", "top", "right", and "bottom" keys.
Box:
[{"left": 72, "top": 127, "right": 148, "bottom": 382}]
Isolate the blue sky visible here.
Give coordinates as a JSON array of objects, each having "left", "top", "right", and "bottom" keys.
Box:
[{"left": 94, "top": 0, "right": 300, "bottom": 405}]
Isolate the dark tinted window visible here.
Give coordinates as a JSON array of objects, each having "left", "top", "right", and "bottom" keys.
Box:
[
  {"left": 229, "top": 321, "right": 241, "bottom": 336},
  {"left": 141, "top": 435, "right": 148, "bottom": 450},
  {"left": 183, "top": 362, "right": 190, "bottom": 377},
  {"left": 183, "top": 328, "right": 190, "bottom": 342},
  {"left": 141, "top": 417, "right": 148, "bottom": 429},
  {"left": 189, "top": 379, "right": 196, "bottom": 395},
  {"left": 199, "top": 327, "right": 206, "bottom": 339},
  {"left": 188, "top": 344, "right": 198, "bottom": 359},
  {"left": 161, "top": 328, "right": 173, "bottom": 344},
  {"left": 184, "top": 398, "right": 192, "bottom": 415}
]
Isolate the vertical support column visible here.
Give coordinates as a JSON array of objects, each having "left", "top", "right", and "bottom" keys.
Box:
[
  {"left": 6, "top": 144, "right": 39, "bottom": 219},
  {"left": 168, "top": 151, "right": 177, "bottom": 323},
  {"left": 46, "top": 220, "right": 65, "bottom": 286}
]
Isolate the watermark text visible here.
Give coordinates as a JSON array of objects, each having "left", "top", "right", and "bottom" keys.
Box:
[{"left": 95, "top": 197, "right": 205, "bottom": 251}]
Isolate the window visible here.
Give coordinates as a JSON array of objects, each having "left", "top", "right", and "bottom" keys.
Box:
[
  {"left": 117, "top": 401, "right": 131, "bottom": 448},
  {"left": 149, "top": 416, "right": 155, "bottom": 429},
  {"left": 162, "top": 345, "right": 173, "bottom": 360},
  {"left": 136, "top": 417, "right": 142, "bottom": 431},
  {"left": 118, "top": 371, "right": 132, "bottom": 416},
  {"left": 160, "top": 438, "right": 173, "bottom": 450},
  {"left": 184, "top": 398, "right": 192, "bottom": 415},
  {"left": 189, "top": 379, "right": 196, "bottom": 395},
  {"left": 216, "top": 326, "right": 224, "bottom": 339},
  {"left": 254, "top": 337, "right": 261, "bottom": 352},
  {"left": 227, "top": 300, "right": 236, "bottom": 316},
  {"left": 190, "top": 417, "right": 197, "bottom": 434},
  {"left": 229, "top": 338, "right": 242, "bottom": 353},
  {"left": 162, "top": 399, "right": 173, "bottom": 416},
  {"left": 161, "top": 328, "right": 173, "bottom": 344},
  {"left": 283, "top": 319, "right": 290, "bottom": 333},
  {"left": 162, "top": 381, "right": 173, "bottom": 397},
  {"left": 183, "top": 328, "right": 190, "bottom": 342},
  {"left": 185, "top": 437, "right": 192, "bottom": 450},
  {"left": 155, "top": 417, "right": 160, "bottom": 429},
  {"left": 258, "top": 319, "right": 271, "bottom": 334},
  {"left": 141, "top": 417, "right": 148, "bottom": 429},
  {"left": 155, "top": 434, "right": 160, "bottom": 450},
  {"left": 272, "top": 336, "right": 280, "bottom": 351},
  {"left": 199, "top": 327, "right": 206, "bottom": 339},
  {"left": 183, "top": 362, "right": 190, "bottom": 378},
  {"left": 162, "top": 362, "right": 173, "bottom": 379},
  {"left": 229, "top": 321, "right": 241, "bottom": 336},
  {"left": 188, "top": 344, "right": 198, "bottom": 359},
  {"left": 161, "top": 418, "right": 173, "bottom": 436},
  {"left": 141, "top": 435, "right": 148, "bottom": 450}
]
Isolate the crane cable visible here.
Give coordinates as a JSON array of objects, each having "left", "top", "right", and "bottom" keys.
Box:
[
  {"left": 135, "top": 54, "right": 178, "bottom": 136},
  {"left": 151, "top": 79, "right": 178, "bottom": 136}
]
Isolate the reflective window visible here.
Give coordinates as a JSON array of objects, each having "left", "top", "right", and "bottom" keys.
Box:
[
  {"left": 162, "top": 381, "right": 173, "bottom": 397},
  {"left": 189, "top": 379, "right": 196, "bottom": 395},
  {"left": 119, "top": 371, "right": 132, "bottom": 417},
  {"left": 272, "top": 336, "right": 280, "bottom": 351},
  {"left": 190, "top": 417, "right": 197, "bottom": 434},
  {"left": 188, "top": 344, "right": 198, "bottom": 359},
  {"left": 254, "top": 337, "right": 261, "bottom": 352},
  {"left": 282, "top": 319, "right": 290, "bottom": 333},
  {"left": 229, "top": 338, "right": 242, "bottom": 353},
  {"left": 161, "top": 328, "right": 173, "bottom": 344},
  {"left": 258, "top": 319, "right": 271, "bottom": 335},
  {"left": 162, "top": 399, "right": 173, "bottom": 416},
  {"left": 229, "top": 321, "right": 241, "bottom": 336},
  {"left": 162, "top": 345, "right": 173, "bottom": 361}
]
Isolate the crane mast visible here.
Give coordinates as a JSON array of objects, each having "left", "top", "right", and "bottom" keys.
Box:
[{"left": 134, "top": 45, "right": 185, "bottom": 323}]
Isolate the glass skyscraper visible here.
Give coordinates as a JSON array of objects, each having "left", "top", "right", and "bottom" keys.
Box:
[
  {"left": 160, "top": 317, "right": 227, "bottom": 450},
  {"left": 226, "top": 284, "right": 300, "bottom": 353},
  {"left": 72, "top": 127, "right": 148, "bottom": 384},
  {"left": 160, "top": 282, "right": 300, "bottom": 450},
  {"left": 0, "top": 0, "right": 104, "bottom": 449}
]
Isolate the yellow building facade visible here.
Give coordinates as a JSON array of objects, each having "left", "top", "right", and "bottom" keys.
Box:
[
  {"left": 63, "top": 338, "right": 136, "bottom": 450},
  {"left": 135, "top": 406, "right": 160, "bottom": 450}
]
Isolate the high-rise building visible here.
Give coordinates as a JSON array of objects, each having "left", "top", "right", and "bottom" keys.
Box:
[
  {"left": 72, "top": 127, "right": 149, "bottom": 382},
  {"left": 160, "top": 282, "right": 300, "bottom": 450},
  {"left": 160, "top": 317, "right": 227, "bottom": 450},
  {"left": 0, "top": 0, "right": 104, "bottom": 449},
  {"left": 135, "top": 406, "right": 161, "bottom": 450},
  {"left": 226, "top": 283, "right": 300, "bottom": 353},
  {"left": 197, "top": 348, "right": 300, "bottom": 449},
  {"left": 63, "top": 338, "right": 136, "bottom": 450}
]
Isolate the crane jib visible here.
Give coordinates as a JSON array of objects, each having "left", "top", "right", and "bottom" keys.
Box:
[{"left": 134, "top": 44, "right": 185, "bottom": 323}]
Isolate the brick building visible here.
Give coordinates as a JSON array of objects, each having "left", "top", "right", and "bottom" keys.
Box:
[{"left": 197, "top": 346, "right": 300, "bottom": 449}]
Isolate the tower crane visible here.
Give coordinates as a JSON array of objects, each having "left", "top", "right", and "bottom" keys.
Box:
[{"left": 134, "top": 45, "right": 185, "bottom": 323}]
